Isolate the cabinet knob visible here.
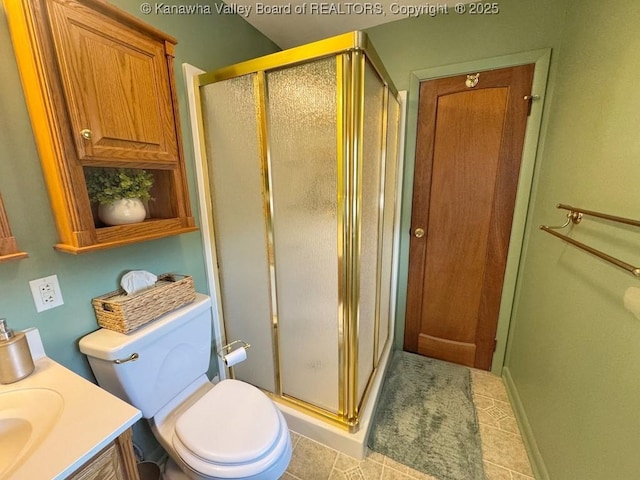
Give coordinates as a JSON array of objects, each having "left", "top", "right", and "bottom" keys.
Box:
[
  {"left": 414, "top": 227, "right": 425, "bottom": 238},
  {"left": 80, "top": 129, "right": 92, "bottom": 140}
]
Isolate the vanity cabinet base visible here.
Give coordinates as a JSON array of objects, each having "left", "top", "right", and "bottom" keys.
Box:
[{"left": 69, "top": 428, "right": 140, "bottom": 480}]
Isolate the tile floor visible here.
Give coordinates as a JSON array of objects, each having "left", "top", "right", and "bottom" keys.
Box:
[{"left": 282, "top": 368, "right": 534, "bottom": 480}]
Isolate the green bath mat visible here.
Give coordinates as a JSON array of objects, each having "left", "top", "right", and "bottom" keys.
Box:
[{"left": 368, "top": 351, "right": 485, "bottom": 480}]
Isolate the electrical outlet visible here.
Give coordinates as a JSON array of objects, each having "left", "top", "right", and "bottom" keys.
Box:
[{"left": 29, "top": 275, "right": 64, "bottom": 312}]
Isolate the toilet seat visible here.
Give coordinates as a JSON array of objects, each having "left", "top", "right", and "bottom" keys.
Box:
[{"left": 173, "top": 379, "right": 290, "bottom": 478}]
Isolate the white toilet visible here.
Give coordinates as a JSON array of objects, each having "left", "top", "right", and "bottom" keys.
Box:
[{"left": 79, "top": 293, "right": 291, "bottom": 480}]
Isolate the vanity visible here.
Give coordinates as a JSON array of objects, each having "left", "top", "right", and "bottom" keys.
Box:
[{"left": 0, "top": 329, "right": 142, "bottom": 479}]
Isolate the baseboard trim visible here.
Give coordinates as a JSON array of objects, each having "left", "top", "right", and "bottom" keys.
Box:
[{"left": 502, "top": 367, "right": 550, "bottom": 480}]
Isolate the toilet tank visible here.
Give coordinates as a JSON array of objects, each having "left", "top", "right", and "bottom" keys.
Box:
[{"left": 79, "top": 293, "right": 212, "bottom": 418}]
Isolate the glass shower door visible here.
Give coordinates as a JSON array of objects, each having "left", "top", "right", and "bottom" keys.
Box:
[
  {"left": 266, "top": 58, "right": 340, "bottom": 413},
  {"left": 200, "top": 74, "right": 276, "bottom": 392}
]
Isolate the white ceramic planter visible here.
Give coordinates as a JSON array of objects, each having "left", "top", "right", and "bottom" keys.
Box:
[{"left": 98, "top": 198, "right": 146, "bottom": 226}]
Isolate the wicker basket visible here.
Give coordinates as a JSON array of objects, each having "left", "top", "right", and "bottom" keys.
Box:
[{"left": 92, "top": 273, "right": 196, "bottom": 334}]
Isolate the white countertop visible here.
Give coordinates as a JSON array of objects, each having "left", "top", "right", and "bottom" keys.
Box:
[{"left": 0, "top": 356, "right": 142, "bottom": 480}]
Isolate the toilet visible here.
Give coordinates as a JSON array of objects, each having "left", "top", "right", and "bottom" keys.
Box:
[{"left": 79, "top": 293, "right": 291, "bottom": 480}]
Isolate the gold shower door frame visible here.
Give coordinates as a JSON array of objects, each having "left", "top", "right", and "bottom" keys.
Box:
[{"left": 194, "top": 32, "right": 400, "bottom": 431}]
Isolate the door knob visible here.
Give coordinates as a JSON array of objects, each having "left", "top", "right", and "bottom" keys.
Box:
[
  {"left": 414, "top": 228, "right": 425, "bottom": 238},
  {"left": 80, "top": 129, "right": 92, "bottom": 140}
]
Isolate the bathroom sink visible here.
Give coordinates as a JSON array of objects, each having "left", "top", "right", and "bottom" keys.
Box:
[
  {"left": 0, "top": 388, "right": 64, "bottom": 478},
  {"left": 0, "top": 329, "right": 140, "bottom": 480}
]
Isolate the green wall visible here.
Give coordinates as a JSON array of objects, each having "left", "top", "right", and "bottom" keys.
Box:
[
  {"left": 367, "top": 0, "right": 568, "bottom": 92},
  {"left": 0, "top": 0, "right": 278, "bottom": 457},
  {"left": 504, "top": 0, "right": 640, "bottom": 478}
]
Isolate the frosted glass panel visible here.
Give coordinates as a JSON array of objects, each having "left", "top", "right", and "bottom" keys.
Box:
[
  {"left": 200, "top": 76, "right": 275, "bottom": 392},
  {"left": 377, "top": 95, "right": 400, "bottom": 362},
  {"left": 266, "top": 58, "right": 339, "bottom": 412},
  {"left": 357, "top": 61, "right": 385, "bottom": 402}
]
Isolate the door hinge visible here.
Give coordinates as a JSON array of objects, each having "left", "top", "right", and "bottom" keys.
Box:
[
  {"left": 492, "top": 338, "right": 498, "bottom": 352},
  {"left": 524, "top": 94, "right": 540, "bottom": 116}
]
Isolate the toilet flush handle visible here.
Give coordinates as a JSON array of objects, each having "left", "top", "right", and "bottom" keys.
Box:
[{"left": 113, "top": 352, "right": 139, "bottom": 364}]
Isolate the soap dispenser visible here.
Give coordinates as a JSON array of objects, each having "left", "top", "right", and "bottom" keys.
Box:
[{"left": 0, "top": 319, "right": 35, "bottom": 384}]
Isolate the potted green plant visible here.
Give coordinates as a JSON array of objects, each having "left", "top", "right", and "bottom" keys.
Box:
[{"left": 85, "top": 167, "right": 154, "bottom": 226}]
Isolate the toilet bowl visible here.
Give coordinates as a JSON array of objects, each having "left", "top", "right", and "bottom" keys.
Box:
[
  {"left": 151, "top": 376, "right": 291, "bottom": 480},
  {"left": 79, "top": 294, "right": 291, "bottom": 480}
]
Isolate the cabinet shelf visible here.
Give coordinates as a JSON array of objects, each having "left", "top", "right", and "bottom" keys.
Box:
[
  {"left": 0, "top": 252, "right": 30, "bottom": 264},
  {"left": 5, "top": 0, "right": 197, "bottom": 254},
  {"left": 56, "top": 223, "right": 198, "bottom": 254}
]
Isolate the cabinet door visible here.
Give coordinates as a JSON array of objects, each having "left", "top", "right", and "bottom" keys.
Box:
[
  {"left": 68, "top": 428, "right": 140, "bottom": 480},
  {"left": 46, "top": 0, "right": 179, "bottom": 166},
  {"left": 68, "top": 442, "right": 126, "bottom": 480}
]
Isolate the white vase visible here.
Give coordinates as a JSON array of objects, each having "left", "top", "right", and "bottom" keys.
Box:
[{"left": 98, "top": 198, "right": 147, "bottom": 226}]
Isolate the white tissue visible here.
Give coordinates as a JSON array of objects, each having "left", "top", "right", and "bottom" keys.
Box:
[
  {"left": 223, "top": 348, "right": 247, "bottom": 367},
  {"left": 623, "top": 287, "right": 640, "bottom": 320},
  {"left": 120, "top": 270, "right": 158, "bottom": 295}
]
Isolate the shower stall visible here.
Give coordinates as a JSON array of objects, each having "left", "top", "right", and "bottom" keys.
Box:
[{"left": 193, "top": 32, "right": 401, "bottom": 440}]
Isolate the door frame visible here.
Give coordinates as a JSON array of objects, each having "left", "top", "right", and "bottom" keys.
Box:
[{"left": 395, "top": 49, "right": 551, "bottom": 374}]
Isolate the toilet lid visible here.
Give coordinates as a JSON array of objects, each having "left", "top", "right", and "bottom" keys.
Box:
[{"left": 175, "top": 379, "right": 281, "bottom": 465}]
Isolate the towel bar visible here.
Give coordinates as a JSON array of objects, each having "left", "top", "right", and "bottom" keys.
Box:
[{"left": 540, "top": 204, "right": 640, "bottom": 277}]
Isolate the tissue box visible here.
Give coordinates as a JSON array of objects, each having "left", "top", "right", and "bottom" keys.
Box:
[{"left": 91, "top": 274, "right": 196, "bottom": 334}]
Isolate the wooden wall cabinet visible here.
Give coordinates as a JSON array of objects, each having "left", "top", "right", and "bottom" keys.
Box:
[
  {"left": 0, "top": 194, "right": 28, "bottom": 263},
  {"left": 4, "top": 0, "right": 197, "bottom": 253},
  {"left": 69, "top": 429, "right": 140, "bottom": 480}
]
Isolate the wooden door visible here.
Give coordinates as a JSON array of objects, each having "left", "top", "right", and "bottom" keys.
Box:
[
  {"left": 404, "top": 65, "right": 534, "bottom": 370},
  {"left": 46, "top": 0, "right": 179, "bottom": 166}
]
